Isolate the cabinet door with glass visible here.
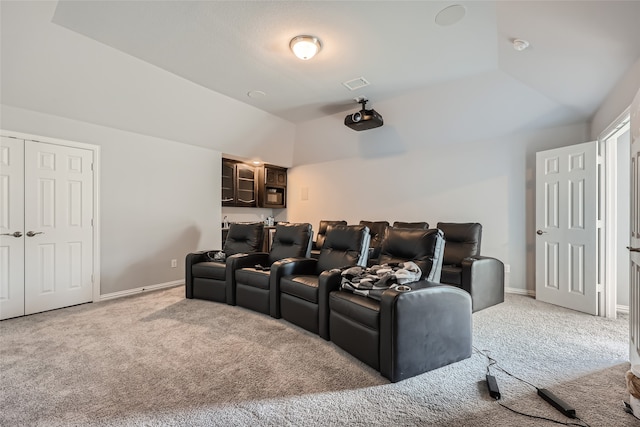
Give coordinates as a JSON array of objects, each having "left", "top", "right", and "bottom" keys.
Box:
[
  {"left": 221, "top": 159, "right": 236, "bottom": 207},
  {"left": 235, "top": 163, "right": 257, "bottom": 207}
]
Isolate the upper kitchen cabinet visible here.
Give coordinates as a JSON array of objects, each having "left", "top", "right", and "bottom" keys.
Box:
[
  {"left": 221, "top": 159, "right": 257, "bottom": 207},
  {"left": 221, "top": 159, "right": 287, "bottom": 208},
  {"left": 259, "top": 165, "right": 287, "bottom": 208}
]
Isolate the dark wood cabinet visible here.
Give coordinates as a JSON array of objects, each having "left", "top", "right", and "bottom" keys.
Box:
[
  {"left": 222, "top": 159, "right": 286, "bottom": 208},
  {"left": 221, "top": 160, "right": 235, "bottom": 206},
  {"left": 259, "top": 165, "right": 287, "bottom": 208},
  {"left": 265, "top": 166, "right": 287, "bottom": 187},
  {"left": 221, "top": 159, "right": 257, "bottom": 207}
]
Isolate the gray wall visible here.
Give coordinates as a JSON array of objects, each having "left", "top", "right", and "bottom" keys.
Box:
[
  {"left": 591, "top": 58, "right": 640, "bottom": 139},
  {"left": 1, "top": 105, "right": 222, "bottom": 295}
]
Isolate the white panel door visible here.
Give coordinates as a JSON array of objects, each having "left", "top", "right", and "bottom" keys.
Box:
[
  {"left": 630, "top": 89, "right": 640, "bottom": 367},
  {"left": 24, "top": 140, "right": 94, "bottom": 315},
  {"left": 535, "top": 141, "right": 598, "bottom": 315},
  {"left": 0, "top": 136, "right": 25, "bottom": 320}
]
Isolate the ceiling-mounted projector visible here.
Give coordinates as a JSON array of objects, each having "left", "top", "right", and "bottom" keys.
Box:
[{"left": 344, "top": 97, "right": 383, "bottom": 131}]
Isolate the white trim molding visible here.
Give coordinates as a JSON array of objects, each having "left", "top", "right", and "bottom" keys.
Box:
[
  {"left": 505, "top": 287, "right": 536, "bottom": 297},
  {"left": 617, "top": 304, "right": 630, "bottom": 315},
  {"left": 99, "top": 280, "right": 183, "bottom": 301}
]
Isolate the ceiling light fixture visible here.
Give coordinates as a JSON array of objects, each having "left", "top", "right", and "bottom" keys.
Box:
[
  {"left": 289, "top": 35, "right": 322, "bottom": 60},
  {"left": 513, "top": 39, "right": 530, "bottom": 51}
]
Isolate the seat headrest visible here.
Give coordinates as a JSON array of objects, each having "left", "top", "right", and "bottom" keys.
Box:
[
  {"left": 268, "top": 223, "right": 313, "bottom": 264},
  {"left": 223, "top": 223, "right": 265, "bottom": 256},
  {"left": 317, "top": 225, "right": 370, "bottom": 272},
  {"left": 392, "top": 221, "right": 429, "bottom": 229},
  {"left": 436, "top": 222, "right": 482, "bottom": 265},
  {"left": 378, "top": 228, "right": 445, "bottom": 280},
  {"left": 358, "top": 220, "right": 389, "bottom": 248},
  {"left": 315, "top": 220, "right": 347, "bottom": 250}
]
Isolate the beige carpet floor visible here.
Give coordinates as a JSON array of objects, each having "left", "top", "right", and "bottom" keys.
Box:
[{"left": 0, "top": 285, "right": 636, "bottom": 426}]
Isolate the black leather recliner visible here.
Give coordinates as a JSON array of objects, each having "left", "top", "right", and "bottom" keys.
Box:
[
  {"left": 310, "top": 220, "right": 347, "bottom": 259},
  {"left": 392, "top": 221, "right": 429, "bottom": 229},
  {"left": 437, "top": 222, "right": 504, "bottom": 312},
  {"left": 185, "top": 222, "right": 264, "bottom": 304},
  {"left": 274, "top": 225, "right": 370, "bottom": 339},
  {"left": 328, "top": 227, "right": 472, "bottom": 382},
  {"left": 360, "top": 220, "right": 390, "bottom": 266},
  {"left": 234, "top": 223, "right": 313, "bottom": 315}
]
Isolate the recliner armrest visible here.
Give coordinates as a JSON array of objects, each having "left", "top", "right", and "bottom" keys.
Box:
[
  {"left": 460, "top": 256, "right": 504, "bottom": 312},
  {"left": 317, "top": 270, "right": 343, "bottom": 340},
  {"left": 379, "top": 282, "right": 472, "bottom": 382},
  {"left": 185, "top": 250, "right": 218, "bottom": 298},
  {"left": 269, "top": 257, "right": 319, "bottom": 318}
]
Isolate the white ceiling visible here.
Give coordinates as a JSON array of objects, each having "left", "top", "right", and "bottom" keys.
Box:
[{"left": 49, "top": 0, "right": 640, "bottom": 124}]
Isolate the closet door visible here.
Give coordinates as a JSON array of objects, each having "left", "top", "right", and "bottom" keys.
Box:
[
  {"left": 24, "top": 141, "right": 94, "bottom": 315},
  {"left": 0, "top": 136, "right": 25, "bottom": 320}
]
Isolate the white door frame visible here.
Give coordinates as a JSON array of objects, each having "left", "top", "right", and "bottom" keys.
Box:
[
  {"left": 0, "top": 130, "right": 101, "bottom": 303},
  {"left": 600, "top": 109, "right": 631, "bottom": 319}
]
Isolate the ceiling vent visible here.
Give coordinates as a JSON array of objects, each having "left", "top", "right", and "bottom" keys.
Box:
[{"left": 342, "top": 77, "right": 370, "bottom": 91}]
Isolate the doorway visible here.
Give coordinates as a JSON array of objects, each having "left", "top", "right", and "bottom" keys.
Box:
[
  {"left": 603, "top": 114, "right": 631, "bottom": 319},
  {"left": 0, "top": 131, "right": 100, "bottom": 320}
]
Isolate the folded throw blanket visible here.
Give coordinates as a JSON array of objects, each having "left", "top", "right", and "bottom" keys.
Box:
[{"left": 340, "top": 262, "right": 422, "bottom": 301}]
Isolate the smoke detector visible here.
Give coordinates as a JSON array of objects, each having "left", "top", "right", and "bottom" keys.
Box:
[{"left": 513, "top": 39, "right": 530, "bottom": 51}]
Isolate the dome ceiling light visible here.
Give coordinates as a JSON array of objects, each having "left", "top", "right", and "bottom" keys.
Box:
[{"left": 289, "top": 35, "right": 322, "bottom": 60}]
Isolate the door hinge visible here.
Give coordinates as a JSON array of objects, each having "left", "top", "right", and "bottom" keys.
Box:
[
  {"left": 91, "top": 163, "right": 94, "bottom": 171},
  {"left": 596, "top": 284, "right": 604, "bottom": 293},
  {"left": 91, "top": 274, "right": 94, "bottom": 283}
]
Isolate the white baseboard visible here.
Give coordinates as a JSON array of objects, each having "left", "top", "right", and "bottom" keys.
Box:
[
  {"left": 99, "top": 280, "right": 183, "bottom": 301},
  {"left": 505, "top": 287, "right": 536, "bottom": 297},
  {"left": 504, "top": 288, "right": 630, "bottom": 314}
]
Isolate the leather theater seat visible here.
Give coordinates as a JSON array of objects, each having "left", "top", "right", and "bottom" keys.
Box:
[
  {"left": 310, "top": 220, "right": 347, "bottom": 259},
  {"left": 437, "top": 222, "right": 504, "bottom": 312},
  {"left": 360, "top": 220, "right": 389, "bottom": 266},
  {"left": 328, "top": 227, "right": 472, "bottom": 382},
  {"left": 392, "top": 221, "right": 429, "bottom": 229},
  {"left": 276, "top": 224, "right": 370, "bottom": 339},
  {"left": 185, "top": 222, "right": 264, "bottom": 304},
  {"left": 234, "top": 223, "right": 313, "bottom": 315}
]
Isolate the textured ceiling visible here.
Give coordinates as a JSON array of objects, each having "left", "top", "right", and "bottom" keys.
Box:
[{"left": 50, "top": 1, "right": 640, "bottom": 124}]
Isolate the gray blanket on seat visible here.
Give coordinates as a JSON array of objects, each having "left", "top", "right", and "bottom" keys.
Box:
[{"left": 340, "top": 262, "right": 422, "bottom": 301}]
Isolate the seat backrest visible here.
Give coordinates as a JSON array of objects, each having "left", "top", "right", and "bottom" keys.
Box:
[
  {"left": 268, "top": 223, "right": 313, "bottom": 264},
  {"left": 317, "top": 225, "right": 371, "bottom": 272},
  {"left": 223, "top": 223, "right": 265, "bottom": 256},
  {"left": 315, "top": 220, "right": 347, "bottom": 250},
  {"left": 392, "top": 221, "right": 429, "bottom": 229},
  {"left": 436, "top": 222, "right": 482, "bottom": 266},
  {"left": 378, "top": 227, "right": 445, "bottom": 282},
  {"left": 358, "top": 220, "right": 389, "bottom": 248}
]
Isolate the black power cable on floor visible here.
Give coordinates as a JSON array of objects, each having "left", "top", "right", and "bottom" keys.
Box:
[{"left": 473, "top": 346, "right": 591, "bottom": 427}]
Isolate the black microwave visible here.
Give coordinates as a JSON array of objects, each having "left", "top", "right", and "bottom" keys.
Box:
[{"left": 265, "top": 187, "right": 284, "bottom": 206}]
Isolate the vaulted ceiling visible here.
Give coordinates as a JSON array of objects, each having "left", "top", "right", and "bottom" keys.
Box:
[{"left": 2, "top": 1, "right": 640, "bottom": 162}]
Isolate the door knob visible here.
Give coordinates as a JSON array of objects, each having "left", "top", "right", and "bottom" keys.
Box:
[
  {"left": 536, "top": 230, "right": 547, "bottom": 235},
  {"left": 26, "top": 231, "right": 44, "bottom": 237},
  {"left": 1, "top": 231, "right": 23, "bottom": 238},
  {"left": 627, "top": 247, "right": 640, "bottom": 253}
]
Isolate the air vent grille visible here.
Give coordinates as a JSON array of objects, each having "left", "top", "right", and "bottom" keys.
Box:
[{"left": 342, "top": 77, "right": 370, "bottom": 91}]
